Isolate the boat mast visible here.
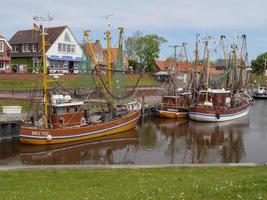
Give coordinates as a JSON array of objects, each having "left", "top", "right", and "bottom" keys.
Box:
[
  {"left": 84, "top": 30, "right": 98, "bottom": 67},
  {"left": 33, "top": 15, "right": 53, "bottom": 129},
  {"left": 192, "top": 34, "right": 200, "bottom": 97},
  {"left": 118, "top": 27, "right": 124, "bottom": 50},
  {"left": 169, "top": 44, "right": 179, "bottom": 95},
  {"left": 205, "top": 49, "right": 211, "bottom": 102},
  {"left": 203, "top": 36, "right": 211, "bottom": 102},
  {"left": 103, "top": 14, "right": 113, "bottom": 90},
  {"left": 239, "top": 34, "right": 247, "bottom": 90},
  {"left": 231, "top": 33, "right": 239, "bottom": 93},
  {"left": 220, "top": 35, "right": 228, "bottom": 65},
  {"left": 195, "top": 34, "right": 200, "bottom": 67}
]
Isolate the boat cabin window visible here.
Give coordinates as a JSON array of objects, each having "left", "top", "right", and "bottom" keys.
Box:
[
  {"left": 59, "top": 118, "right": 64, "bottom": 127},
  {"left": 66, "top": 107, "right": 70, "bottom": 113},
  {"left": 70, "top": 107, "right": 75, "bottom": 113},
  {"left": 57, "top": 107, "right": 65, "bottom": 115},
  {"left": 52, "top": 107, "right": 56, "bottom": 114}
]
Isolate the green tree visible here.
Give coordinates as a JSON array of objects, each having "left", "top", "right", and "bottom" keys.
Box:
[
  {"left": 251, "top": 52, "right": 267, "bottom": 74},
  {"left": 136, "top": 34, "right": 167, "bottom": 72},
  {"left": 125, "top": 33, "right": 167, "bottom": 72}
]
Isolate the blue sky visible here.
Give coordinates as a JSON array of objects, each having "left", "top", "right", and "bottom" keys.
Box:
[{"left": 1, "top": 0, "right": 267, "bottom": 61}]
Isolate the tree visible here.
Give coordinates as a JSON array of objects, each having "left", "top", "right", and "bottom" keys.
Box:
[
  {"left": 125, "top": 32, "right": 167, "bottom": 72},
  {"left": 125, "top": 31, "right": 141, "bottom": 61},
  {"left": 136, "top": 34, "right": 167, "bottom": 72},
  {"left": 251, "top": 52, "right": 267, "bottom": 74}
]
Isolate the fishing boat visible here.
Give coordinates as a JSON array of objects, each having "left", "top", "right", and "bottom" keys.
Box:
[
  {"left": 189, "top": 89, "right": 252, "bottom": 122},
  {"left": 20, "top": 21, "right": 141, "bottom": 145},
  {"left": 156, "top": 43, "right": 192, "bottom": 119},
  {"left": 189, "top": 34, "right": 252, "bottom": 122},
  {"left": 252, "top": 85, "right": 267, "bottom": 99},
  {"left": 252, "top": 58, "right": 267, "bottom": 99},
  {"left": 156, "top": 94, "right": 189, "bottom": 119}
]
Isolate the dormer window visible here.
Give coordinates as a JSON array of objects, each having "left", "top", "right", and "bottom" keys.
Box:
[
  {"left": 0, "top": 42, "right": 3, "bottom": 52},
  {"left": 12, "top": 45, "right": 19, "bottom": 53},
  {"left": 32, "top": 44, "right": 37, "bottom": 52},
  {"left": 22, "top": 44, "right": 31, "bottom": 52}
]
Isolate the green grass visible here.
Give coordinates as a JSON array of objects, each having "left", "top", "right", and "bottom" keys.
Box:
[
  {"left": 0, "top": 74, "right": 160, "bottom": 89},
  {"left": 0, "top": 167, "right": 267, "bottom": 200},
  {"left": 249, "top": 75, "right": 267, "bottom": 85},
  {"left": 0, "top": 99, "right": 33, "bottom": 112}
]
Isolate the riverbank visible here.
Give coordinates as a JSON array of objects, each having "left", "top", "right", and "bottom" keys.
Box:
[{"left": 0, "top": 166, "right": 266, "bottom": 199}]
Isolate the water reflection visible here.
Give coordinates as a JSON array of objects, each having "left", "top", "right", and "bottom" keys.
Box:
[
  {"left": 141, "top": 117, "right": 248, "bottom": 164},
  {"left": 0, "top": 100, "right": 266, "bottom": 165},
  {"left": 20, "top": 129, "right": 139, "bottom": 165}
]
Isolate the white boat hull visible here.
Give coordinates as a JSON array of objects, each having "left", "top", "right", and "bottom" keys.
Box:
[{"left": 189, "top": 107, "right": 250, "bottom": 122}]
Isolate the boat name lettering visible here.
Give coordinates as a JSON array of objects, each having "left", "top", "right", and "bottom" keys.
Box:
[{"left": 32, "top": 131, "right": 50, "bottom": 136}]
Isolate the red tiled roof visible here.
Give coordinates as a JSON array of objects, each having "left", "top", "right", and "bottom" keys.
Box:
[
  {"left": 155, "top": 60, "right": 225, "bottom": 75},
  {"left": 155, "top": 60, "right": 191, "bottom": 72}
]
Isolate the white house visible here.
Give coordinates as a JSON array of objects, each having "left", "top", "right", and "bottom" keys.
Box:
[{"left": 46, "top": 27, "right": 83, "bottom": 74}]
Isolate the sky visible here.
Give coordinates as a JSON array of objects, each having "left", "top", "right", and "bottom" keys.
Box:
[{"left": 1, "top": 0, "right": 267, "bottom": 62}]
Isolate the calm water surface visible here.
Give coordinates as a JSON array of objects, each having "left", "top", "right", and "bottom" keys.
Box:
[{"left": 0, "top": 100, "right": 266, "bottom": 165}]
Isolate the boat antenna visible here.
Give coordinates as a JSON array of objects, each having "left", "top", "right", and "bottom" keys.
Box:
[{"left": 33, "top": 15, "right": 53, "bottom": 129}]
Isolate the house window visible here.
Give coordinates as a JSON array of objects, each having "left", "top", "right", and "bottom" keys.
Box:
[
  {"left": 0, "top": 42, "right": 3, "bottom": 52},
  {"left": 58, "top": 43, "right": 62, "bottom": 52},
  {"left": 67, "top": 44, "right": 71, "bottom": 53},
  {"left": 62, "top": 44, "right": 66, "bottom": 52},
  {"left": 32, "top": 44, "right": 37, "bottom": 52},
  {"left": 27, "top": 44, "right": 31, "bottom": 52},
  {"left": 0, "top": 61, "right": 5, "bottom": 69},
  {"left": 12, "top": 45, "right": 19, "bottom": 53},
  {"left": 71, "top": 45, "right": 75, "bottom": 53},
  {"left": 22, "top": 44, "right": 30, "bottom": 52}
]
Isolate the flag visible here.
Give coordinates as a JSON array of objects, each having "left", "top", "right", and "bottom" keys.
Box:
[{"left": 33, "top": 23, "right": 40, "bottom": 32}]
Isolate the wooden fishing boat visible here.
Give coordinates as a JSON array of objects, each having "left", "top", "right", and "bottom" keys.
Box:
[
  {"left": 156, "top": 95, "right": 190, "bottom": 119},
  {"left": 189, "top": 34, "right": 252, "bottom": 122},
  {"left": 20, "top": 101, "right": 141, "bottom": 145},
  {"left": 189, "top": 89, "right": 252, "bottom": 122},
  {"left": 156, "top": 109, "right": 188, "bottom": 119},
  {"left": 20, "top": 21, "right": 142, "bottom": 145}
]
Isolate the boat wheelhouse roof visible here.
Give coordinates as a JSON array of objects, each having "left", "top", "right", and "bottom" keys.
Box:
[
  {"left": 163, "top": 94, "right": 190, "bottom": 98},
  {"left": 200, "top": 89, "right": 231, "bottom": 94},
  {"left": 52, "top": 101, "right": 84, "bottom": 107}
]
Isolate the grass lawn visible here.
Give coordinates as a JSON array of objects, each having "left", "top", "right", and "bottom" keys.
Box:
[
  {"left": 0, "top": 74, "right": 160, "bottom": 89},
  {"left": 249, "top": 75, "right": 267, "bottom": 85},
  {"left": 0, "top": 167, "right": 266, "bottom": 200},
  {"left": 0, "top": 99, "right": 33, "bottom": 113}
]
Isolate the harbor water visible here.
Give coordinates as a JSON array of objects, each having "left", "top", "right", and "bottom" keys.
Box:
[{"left": 0, "top": 100, "right": 266, "bottom": 165}]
